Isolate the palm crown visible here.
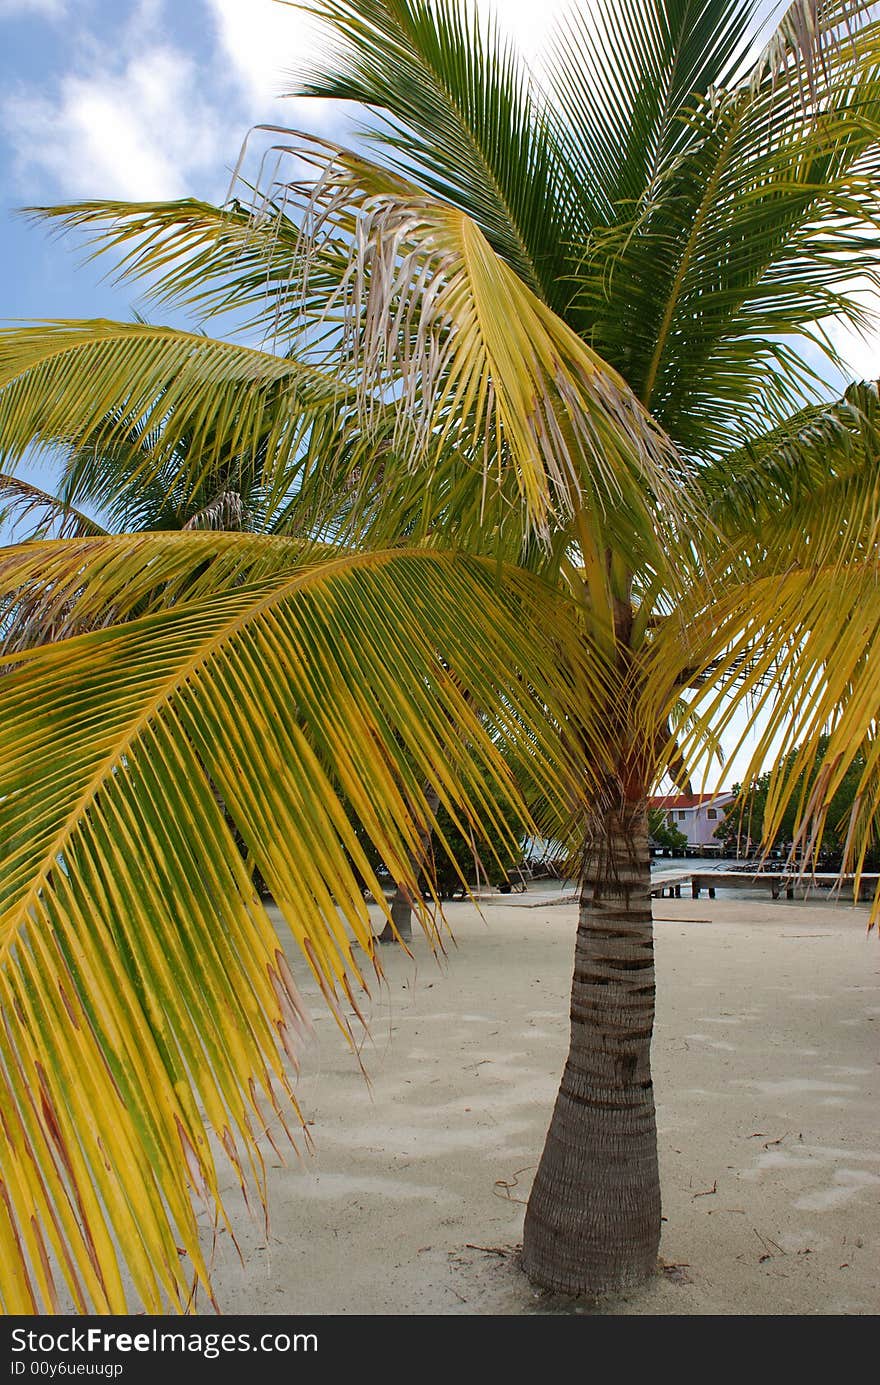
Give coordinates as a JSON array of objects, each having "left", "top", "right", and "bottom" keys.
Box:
[{"left": 1, "top": 0, "right": 880, "bottom": 1311}]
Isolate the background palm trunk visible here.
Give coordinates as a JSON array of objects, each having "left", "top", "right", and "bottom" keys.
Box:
[
  {"left": 521, "top": 796, "right": 661, "bottom": 1295},
  {"left": 377, "top": 783, "right": 441, "bottom": 943},
  {"left": 383, "top": 879, "right": 417, "bottom": 942}
]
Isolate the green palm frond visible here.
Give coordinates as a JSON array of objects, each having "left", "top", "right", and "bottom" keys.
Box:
[
  {"left": 286, "top": 1, "right": 880, "bottom": 460},
  {"left": 58, "top": 414, "right": 272, "bottom": 535},
  {"left": 0, "top": 321, "right": 338, "bottom": 508},
  {"left": 698, "top": 380, "right": 880, "bottom": 565},
  {"left": 545, "top": 0, "right": 762, "bottom": 216},
  {"left": 0, "top": 534, "right": 611, "bottom": 1313},
  {"left": 566, "top": 0, "right": 880, "bottom": 449},
  {"left": 0, "top": 473, "right": 106, "bottom": 539},
  {"left": 291, "top": 0, "right": 575, "bottom": 308}
]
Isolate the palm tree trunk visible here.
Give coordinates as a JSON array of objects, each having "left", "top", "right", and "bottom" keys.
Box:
[
  {"left": 521, "top": 795, "right": 661, "bottom": 1295},
  {"left": 376, "top": 783, "right": 441, "bottom": 943},
  {"left": 381, "top": 880, "right": 417, "bottom": 942}
]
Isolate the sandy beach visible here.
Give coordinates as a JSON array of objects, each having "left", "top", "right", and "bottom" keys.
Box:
[{"left": 203, "top": 888, "right": 879, "bottom": 1317}]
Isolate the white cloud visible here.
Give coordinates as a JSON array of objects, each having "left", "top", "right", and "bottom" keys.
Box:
[
  {"left": 205, "top": 0, "right": 322, "bottom": 106},
  {"left": 3, "top": 45, "right": 234, "bottom": 200},
  {"left": 833, "top": 328, "right": 880, "bottom": 383},
  {"left": 828, "top": 297, "right": 880, "bottom": 383},
  {"left": 0, "top": 0, "right": 577, "bottom": 208},
  {"left": 204, "top": 0, "right": 570, "bottom": 125},
  {"left": 485, "top": 0, "right": 568, "bottom": 52},
  {"left": 204, "top": 0, "right": 356, "bottom": 144}
]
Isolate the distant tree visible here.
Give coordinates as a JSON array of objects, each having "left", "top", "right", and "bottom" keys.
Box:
[
  {"left": 648, "top": 808, "right": 688, "bottom": 855},
  {"left": 349, "top": 773, "right": 524, "bottom": 902},
  {"left": 716, "top": 736, "right": 880, "bottom": 868}
]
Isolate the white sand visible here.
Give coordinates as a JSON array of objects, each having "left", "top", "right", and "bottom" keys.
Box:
[{"left": 204, "top": 891, "right": 879, "bottom": 1316}]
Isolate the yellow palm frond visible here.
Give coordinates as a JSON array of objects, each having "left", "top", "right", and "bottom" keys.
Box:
[
  {"left": 646, "top": 556, "right": 880, "bottom": 913},
  {"left": 0, "top": 531, "right": 320, "bottom": 649},
  {"left": 221, "top": 132, "right": 687, "bottom": 559},
  {"left": 0, "top": 534, "right": 609, "bottom": 1313}
]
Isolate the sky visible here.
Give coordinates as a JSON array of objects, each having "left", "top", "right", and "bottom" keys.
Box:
[
  {"left": 0, "top": 0, "right": 578, "bottom": 322},
  {"left": 1, "top": 0, "right": 335, "bottom": 322},
  {"left": 2, "top": 0, "right": 875, "bottom": 379},
  {"left": 0, "top": 0, "right": 877, "bottom": 790}
]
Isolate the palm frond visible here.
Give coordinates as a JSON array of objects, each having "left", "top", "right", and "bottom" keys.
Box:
[
  {"left": 647, "top": 553, "right": 880, "bottom": 912},
  {"left": 58, "top": 414, "right": 274, "bottom": 535},
  {"left": 181, "top": 490, "right": 252, "bottom": 531},
  {"left": 751, "top": 0, "right": 877, "bottom": 97},
  {"left": 0, "top": 321, "right": 337, "bottom": 510},
  {"left": 289, "top": 0, "right": 578, "bottom": 310},
  {"left": 232, "top": 135, "right": 684, "bottom": 553},
  {"left": 563, "top": 0, "right": 880, "bottom": 451},
  {"left": 545, "top": 0, "right": 763, "bottom": 216},
  {"left": 0, "top": 474, "right": 106, "bottom": 540},
  {"left": 24, "top": 197, "right": 336, "bottom": 345},
  {"left": 0, "top": 532, "right": 327, "bottom": 648},
  {"left": 0, "top": 533, "right": 612, "bottom": 1312},
  {"left": 698, "top": 379, "right": 880, "bottom": 566}
]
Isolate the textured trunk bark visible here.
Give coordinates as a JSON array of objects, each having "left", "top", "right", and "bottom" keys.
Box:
[
  {"left": 521, "top": 796, "right": 661, "bottom": 1295},
  {"left": 376, "top": 783, "right": 441, "bottom": 944}
]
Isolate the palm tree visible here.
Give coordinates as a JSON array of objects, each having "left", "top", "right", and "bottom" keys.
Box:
[{"left": 2, "top": 0, "right": 880, "bottom": 1309}]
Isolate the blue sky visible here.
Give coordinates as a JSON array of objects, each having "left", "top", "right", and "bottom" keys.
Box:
[
  {"left": 0, "top": 0, "right": 573, "bottom": 321},
  {"left": 0, "top": 0, "right": 344, "bottom": 323}
]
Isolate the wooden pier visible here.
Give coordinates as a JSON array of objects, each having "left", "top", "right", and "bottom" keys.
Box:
[{"left": 650, "top": 868, "right": 880, "bottom": 902}]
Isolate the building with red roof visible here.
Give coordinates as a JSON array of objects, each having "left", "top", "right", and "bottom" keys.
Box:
[{"left": 648, "top": 791, "right": 736, "bottom": 852}]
